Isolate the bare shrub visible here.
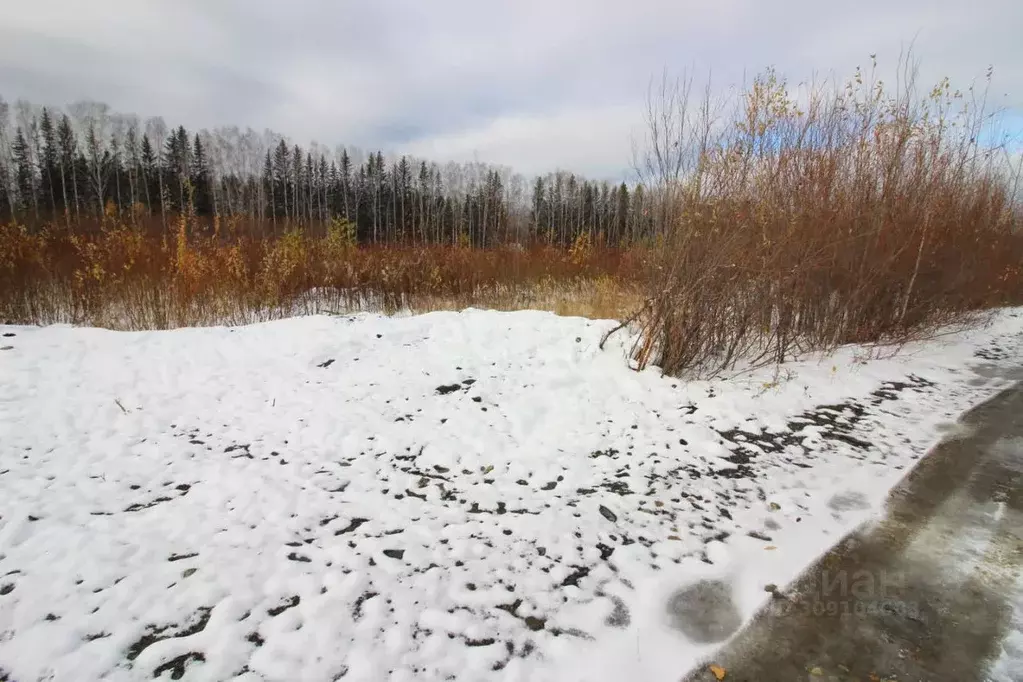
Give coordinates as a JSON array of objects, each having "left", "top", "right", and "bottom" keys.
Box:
[{"left": 619, "top": 56, "right": 1023, "bottom": 377}]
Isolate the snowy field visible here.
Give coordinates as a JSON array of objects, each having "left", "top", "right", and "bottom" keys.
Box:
[{"left": 1, "top": 308, "right": 1022, "bottom": 682}]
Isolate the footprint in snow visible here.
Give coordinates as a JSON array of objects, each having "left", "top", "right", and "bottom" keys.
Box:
[
  {"left": 826, "top": 491, "right": 870, "bottom": 512},
  {"left": 665, "top": 579, "right": 741, "bottom": 643}
]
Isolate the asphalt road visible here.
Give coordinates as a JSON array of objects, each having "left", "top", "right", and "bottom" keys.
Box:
[{"left": 683, "top": 375, "right": 1023, "bottom": 682}]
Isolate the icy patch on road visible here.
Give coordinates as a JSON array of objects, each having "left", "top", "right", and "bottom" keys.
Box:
[
  {"left": 987, "top": 571, "right": 1023, "bottom": 682},
  {"left": 1, "top": 308, "right": 1022, "bottom": 682}
]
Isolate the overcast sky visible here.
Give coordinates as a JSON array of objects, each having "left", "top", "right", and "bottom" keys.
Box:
[{"left": 2, "top": 0, "right": 1021, "bottom": 178}]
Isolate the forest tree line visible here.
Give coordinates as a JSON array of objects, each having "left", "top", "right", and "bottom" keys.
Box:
[{"left": 0, "top": 96, "right": 656, "bottom": 246}]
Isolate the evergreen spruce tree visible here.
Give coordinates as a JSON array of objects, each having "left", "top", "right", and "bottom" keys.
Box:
[
  {"left": 12, "top": 128, "right": 35, "bottom": 217},
  {"left": 191, "top": 134, "right": 212, "bottom": 216},
  {"left": 39, "top": 108, "right": 58, "bottom": 214}
]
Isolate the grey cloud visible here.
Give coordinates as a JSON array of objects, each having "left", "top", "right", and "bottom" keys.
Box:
[{"left": 1, "top": 0, "right": 1021, "bottom": 176}]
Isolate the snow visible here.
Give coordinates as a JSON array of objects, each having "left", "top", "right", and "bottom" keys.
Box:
[
  {"left": 985, "top": 437, "right": 1023, "bottom": 682},
  {"left": 988, "top": 570, "right": 1023, "bottom": 682},
  {"left": 1, "top": 308, "right": 1022, "bottom": 682}
]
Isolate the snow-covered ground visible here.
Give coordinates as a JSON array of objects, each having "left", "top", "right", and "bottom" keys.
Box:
[{"left": 1, "top": 308, "right": 1021, "bottom": 682}]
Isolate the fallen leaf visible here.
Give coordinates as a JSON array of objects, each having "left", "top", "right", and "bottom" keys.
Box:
[
  {"left": 769, "top": 502, "right": 781, "bottom": 511},
  {"left": 765, "top": 545, "right": 778, "bottom": 551},
  {"left": 709, "top": 664, "right": 726, "bottom": 680}
]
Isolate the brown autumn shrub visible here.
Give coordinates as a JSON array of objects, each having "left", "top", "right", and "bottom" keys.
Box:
[
  {"left": 620, "top": 60, "right": 1023, "bottom": 377},
  {"left": 0, "top": 218, "right": 646, "bottom": 328}
]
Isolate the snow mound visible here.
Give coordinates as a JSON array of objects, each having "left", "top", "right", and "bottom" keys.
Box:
[{"left": 1, "top": 309, "right": 1021, "bottom": 681}]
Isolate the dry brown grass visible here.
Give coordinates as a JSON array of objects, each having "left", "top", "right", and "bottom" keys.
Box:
[
  {"left": 0, "top": 220, "right": 648, "bottom": 328},
  {"left": 410, "top": 275, "right": 645, "bottom": 320}
]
